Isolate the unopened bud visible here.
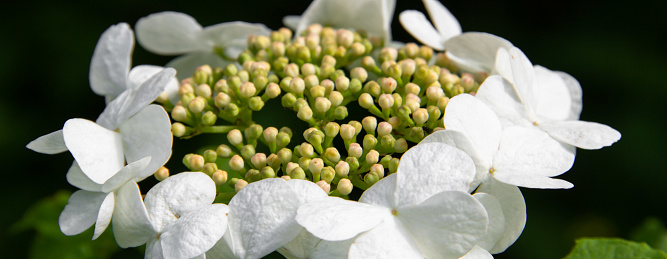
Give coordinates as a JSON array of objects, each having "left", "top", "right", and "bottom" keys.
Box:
[
  {"left": 203, "top": 149, "right": 217, "bottom": 163},
  {"left": 340, "top": 124, "right": 356, "bottom": 141},
  {"left": 315, "top": 97, "right": 332, "bottom": 113},
  {"left": 290, "top": 77, "right": 305, "bottom": 95},
  {"left": 358, "top": 93, "right": 374, "bottom": 109},
  {"left": 363, "top": 135, "right": 378, "bottom": 151},
  {"left": 239, "top": 82, "right": 257, "bottom": 98},
  {"left": 404, "top": 43, "right": 419, "bottom": 58},
  {"left": 179, "top": 83, "right": 194, "bottom": 96},
  {"left": 202, "top": 111, "right": 217, "bottom": 126},
  {"left": 362, "top": 116, "right": 377, "bottom": 134},
  {"left": 324, "top": 147, "right": 341, "bottom": 163},
  {"left": 212, "top": 170, "right": 228, "bottom": 185},
  {"left": 261, "top": 166, "right": 276, "bottom": 179},
  {"left": 348, "top": 143, "right": 363, "bottom": 158},
  {"left": 350, "top": 67, "right": 368, "bottom": 83},
  {"left": 195, "top": 84, "right": 212, "bottom": 98},
  {"left": 264, "top": 82, "right": 281, "bottom": 99},
  {"left": 276, "top": 132, "right": 291, "bottom": 149},
  {"left": 217, "top": 144, "right": 232, "bottom": 158},
  {"left": 366, "top": 150, "right": 380, "bottom": 165},
  {"left": 364, "top": 172, "right": 379, "bottom": 185},
  {"left": 329, "top": 91, "right": 344, "bottom": 107},
  {"left": 277, "top": 148, "right": 293, "bottom": 165},
  {"left": 240, "top": 145, "right": 256, "bottom": 160},
  {"left": 171, "top": 105, "right": 189, "bottom": 122},
  {"left": 297, "top": 106, "right": 313, "bottom": 121},
  {"left": 325, "top": 122, "right": 340, "bottom": 138},
  {"left": 235, "top": 179, "right": 248, "bottom": 192},
  {"left": 413, "top": 108, "right": 429, "bottom": 126},
  {"left": 364, "top": 81, "right": 382, "bottom": 97},
  {"left": 189, "top": 97, "right": 207, "bottom": 114},
  {"left": 251, "top": 153, "right": 267, "bottom": 169},
  {"left": 214, "top": 92, "right": 231, "bottom": 108},
  {"left": 154, "top": 166, "right": 169, "bottom": 181},
  {"left": 378, "top": 94, "right": 394, "bottom": 110},
  {"left": 229, "top": 155, "right": 245, "bottom": 171},
  {"left": 281, "top": 92, "right": 297, "bottom": 108},
  {"left": 228, "top": 129, "right": 243, "bottom": 147},
  {"left": 203, "top": 163, "right": 218, "bottom": 176},
  {"left": 316, "top": 180, "right": 331, "bottom": 193},
  {"left": 171, "top": 123, "right": 187, "bottom": 137},
  {"left": 333, "top": 106, "right": 348, "bottom": 120},
  {"left": 426, "top": 85, "right": 445, "bottom": 102},
  {"left": 370, "top": 163, "right": 385, "bottom": 178},
  {"left": 320, "top": 79, "right": 335, "bottom": 94},
  {"left": 337, "top": 178, "right": 353, "bottom": 195},
  {"left": 321, "top": 167, "right": 336, "bottom": 183},
  {"left": 289, "top": 166, "right": 306, "bottom": 180},
  {"left": 380, "top": 47, "right": 398, "bottom": 63},
  {"left": 299, "top": 143, "right": 315, "bottom": 158},
  {"left": 388, "top": 116, "right": 401, "bottom": 129},
  {"left": 189, "top": 154, "right": 205, "bottom": 171}
]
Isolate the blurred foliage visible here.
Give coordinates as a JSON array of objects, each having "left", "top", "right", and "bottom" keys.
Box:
[
  {"left": 631, "top": 217, "right": 667, "bottom": 253},
  {"left": 565, "top": 238, "right": 667, "bottom": 259}
]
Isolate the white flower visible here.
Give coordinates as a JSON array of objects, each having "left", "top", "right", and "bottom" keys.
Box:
[
  {"left": 135, "top": 11, "right": 270, "bottom": 79},
  {"left": 284, "top": 0, "right": 396, "bottom": 44},
  {"left": 89, "top": 22, "right": 179, "bottom": 104},
  {"left": 399, "top": 0, "right": 512, "bottom": 73},
  {"left": 112, "top": 172, "right": 228, "bottom": 259},
  {"left": 296, "top": 143, "right": 493, "bottom": 258},
  {"left": 479, "top": 47, "right": 621, "bottom": 149},
  {"left": 58, "top": 104, "right": 173, "bottom": 238},
  {"left": 205, "top": 178, "right": 329, "bottom": 259}
]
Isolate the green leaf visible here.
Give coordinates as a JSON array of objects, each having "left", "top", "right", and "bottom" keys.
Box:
[
  {"left": 565, "top": 238, "right": 667, "bottom": 259},
  {"left": 631, "top": 217, "right": 667, "bottom": 252}
]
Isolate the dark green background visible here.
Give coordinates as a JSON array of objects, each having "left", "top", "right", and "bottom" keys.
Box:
[{"left": 1, "top": 0, "right": 665, "bottom": 258}]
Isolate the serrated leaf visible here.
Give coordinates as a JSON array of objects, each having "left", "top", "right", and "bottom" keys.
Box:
[{"left": 565, "top": 238, "right": 667, "bottom": 259}]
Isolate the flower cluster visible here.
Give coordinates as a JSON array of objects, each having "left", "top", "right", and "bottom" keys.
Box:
[{"left": 27, "top": 0, "right": 620, "bottom": 258}]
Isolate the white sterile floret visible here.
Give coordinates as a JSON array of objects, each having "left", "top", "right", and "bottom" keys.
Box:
[
  {"left": 135, "top": 11, "right": 270, "bottom": 79},
  {"left": 296, "top": 143, "right": 494, "bottom": 259},
  {"left": 478, "top": 46, "right": 621, "bottom": 150},
  {"left": 112, "top": 172, "right": 228, "bottom": 259},
  {"left": 205, "top": 178, "right": 330, "bottom": 259},
  {"left": 284, "top": 0, "right": 396, "bottom": 44},
  {"left": 399, "top": 0, "right": 513, "bottom": 73}
]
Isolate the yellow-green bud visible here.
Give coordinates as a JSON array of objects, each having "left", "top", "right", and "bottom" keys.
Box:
[
  {"left": 405, "top": 83, "right": 420, "bottom": 96},
  {"left": 325, "top": 122, "right": 340, "bottom": 138},
  {"left": 358, "top": 93, "right": 374, "bottom": 109},
  {"left": 349, "top": 42, "right": 366, "bottom": 56},
  {"left": 214, "top": 92, "right": 231, "bottom": 108},
  {"left": 264, "top": 82, "right": 281, "bottom": 99},
  {"left": 388, "top": 116, "right": 401, "bottom": 129},
  {"left": 335, "top": 161, "right": 350, "bottom": 177},
  {"left": 437, "top": 96, "right": 450, "bottom": 112},
  {"left": 401, "top": 59, "right": 416, "bottom": 78},
  {"left": 321, "top": 79, "right": 335, "bottom": 94},
  {"left": 217, "top": 144, "right": 232, "bottom": 158},
  {"left": 349, "top": 78, "right": 363, "bottom": 94},
  {"left": 404, "top": 43, "right": 419, "bottom": 58},
  {"left": 380, "top": 134, "right": 396, "bottom": 150},
  {"left": 154, "top": 166, "right": 169, "bottom": 181},
  {"left": 333, "top": 106, "right": 348, "bottom": 120},
  {"left": 362, "top": 116, "right": 377, "bottom": 134},
  {"left": 202, "top": 111, "right": 217, "bottom": 126},
  {"left": 203, "top": 163, "right": 218, "bottom": 176},
  {"left": 299, "top": 143, "right": 315, "bottom": 158},
  {"left": 263, "top": 127, "right": 278, "bottom": 143},
  {"left": 378, "top": 94, "right": 394, "bottom": 110},
  {"left": 212, "top": 170, "right": 228, "bottom": 185},
  {"left": 370, "top": 163, "right": 385, "bottom": 179},
  {"left": 189, "top": 97, "right": 207, "bottom": 114},
  {"left": 380, "top": 47, "right": 398, "bottom": 63},
  {"left": 290, "top": 166, "right": 306, "bottom": 180},
  {"left": 171, "top": 123, "right": 187, "bottom": 137},
  {"left": 313, "top": 97, "right": 330, "bottom": 114},
  {"left": 277, "top": 148, "right": 293, "bottom": 165},
  {"left": 461, "top": 73, "right": 476, "bottom": 92},
  {"left": 386, "top": 64, "right": 402, "bottom": 80},
  {"left": 350, "top": 67, "right": 368, "bottom": 83},
  {"left": 285, "top": 162, "right": 300, "bottom": 175},
  {"left": 340, "top": 124, "right": 356, "bottom": 141},
  {"left": 171, "top": 105, "right": 189, "bottom": 122},
  {"left": 195, "top": 84, "right": 212, "bottom": 98},
  {"left": 349, "top": 121, "right": 363, "bottom": 136},
  {"left": 409, "top": 127, "right": 425, "bottom": 141},
  {"left": 179, "top": 83, "right": 194, "bottom": 96},
  {"left": 324, "top": 147, "right": 341, "bottom": 163},
  {"left": 365, "top": 150, "right": 379, "bottom": 165},
  {"left": 261, "top": 166, "right": 276, "bottom": 179},
  {"left": 346, "top": 156, "right": 360, "bottom": 171},
  {"left": 335, "top": 76, "right": 350, "bottom": 92},
  {"left": 419, "top": 45, "right": 434, "bottom": 61},
  {"left": 321, "top": 166, "right": 336, "bottom": 183},
  {"left": 267, "top": 154, "right": 281, "bottom": 169},
  {"left": 245, "top": 169, "right": 262, "bottom": 182},
  {"left": 363, "top": 135, "right": 378, "bottom": 151},
  {"left": 364, "top": 81, "right": 382, "bottom": 97},
  {"left": 189, "top": 154, "right": 205, "bottom": 171},
  {"left": 392, "top": 93, "right": 403, "bottom": 109},
  {"left": 251, "top": 153, "right": 267, "bottom": 169},
  {"left": 239, "top": 82, "right": 256, "bottom": 99},
  {"left": 290, "top": 77, "right": 305, "bottom": 95},
  {"left": 426, "top": 85, "right": 445, "bottom": 102},
  {"left": 281, "top": 92, "right": 297, "bottom": 108},
  {"left": 413, "top": 108, "right": 429, "bottom": 126},
  {"left": 388, "top": 158, "right": 400, "bottom": 173},
  {"left": 309, "top": 85, "right": 325, "bottom": 99},
  {"left": 309, "top": 158, "right": 324, "bottom": 174},
  {"left": 364, "top": 172, "right": 379, "bottom": 185},
  {"left": 271, "top": 41, "right": 285, "bottom": 57},
  {"left": 240, "top": 145, "right": 256, "bottom": 160},
  {"left": 361, "top": 56, "right": 377, "bottom": 71},
  {"left": 380, "top": 77, "right": 397, "bottom": 93},
  {"left": 336, "top": 29, "right": 354, "bottom": 48},
  {"left": 337, "top": 178, "right": 353, "bottom": 195},
  {"left": 297, "top": 106, "right": 313, "bottom": 121},
  {"left": 451, "top": 84, "right": 465, "bottom": 96},
  {"left": 394, "top": 138, "right": 408, "bottom": 153},
  {"left": 229, "top": 155, "right": 245, "bottom": 171},
  {"left": 281, "top": 175, "right": 291, "bottom": 181},
  {"left": 203, "top": 149, "right": 218, "bottom": 163},
  {"left": 329, "top": 91, "right": 344, "bottom": 107},
  {"left": 276, "top": 132, "right": 291, "bottom": 149},
  {"left": 381, "top": 60, "right": 396, "bottom": 76},
  {"left": 302, "top": 63, "right": 316, "bottom": 76},
  {"left": 235, "top": 179, "right": 248, "bottom": 192},
  {"left": 249, "top": 96, "right": 264, "bottom": 111},
  {"left": 183, "top": 153, "right": 194, "bottom": 168},
  {"left": 348, "top": 143, "right": 363, "bottom": 158},
  {"left": 377, "top": 122, "right": 393, "bottom": 137},
  {"left": 228, "top": 129, "right": 243, "bottom": 147}
]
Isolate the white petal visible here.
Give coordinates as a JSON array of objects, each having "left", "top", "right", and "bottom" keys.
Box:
[
  {"left": 533, "top": 65, "right": 572, "bottom": 122},
  {"left": 102, "top": 157, "right": 151, "bottom": 193},
  {"left": 166, "top": 51, "right": 230, "bottom": 81},
  {"left": 144, "top": 172, "right": 217, "bottom": 232},
  {"left": 92, "top": 192, "right": 115, "bottom": 240},
  {"left": 472, "top": 193, "right": 505, "bottom": 251},
  {"left": 460, "top": 245, "right": 493, "bottom": 259},
  {"left": 127, "top": 65, "right": 177, "bottom": 91},
  {"left": 59, "top": 190, "right": 107, "bottom": 236},
  {"left": 396, "top": 142, "right": 475, "bottom": 207},
  {"left": 494, "top": 126, "right": 575, "bottom": 178},
  {"left": 146, "top": 239, "right": 164, "bottom": 259},
  {"left": 358, "top": 173, "right": 397, "bottom": 208},
  {"left": 399, "top": 10, "right": 445, "bottom": 50},
  {"left": 296, "top": 197, "right": 389, "bottom": 241},
  {"left": 540, "top": 120, "right": 621, "bottom": 150},
  {"left": 89, "top": 23, "right": 132, "bottom": 98},
  {"left": 201, "top": 21, "right": 270, "bottom": 48},
  {"left": 204, "top": 227, "right": 236, "bottom": 259},
  {"left": 278, "top": 229, "right": 352, "bottom": 259},
  {"left": 66, "top": 162, "right": 102, "bottom": 192},
  {"left": 477, "top": 179, "right": 526, "bottom": 253},
  {"left": 555, "top": 71, "right": 583, "bottom": 120},
  {"left": 310, "top": 238, "right": 354, "bottom": 259},
  {"left": 423, "top": 0, "right": 461, "bottom": 40},
  {"left": 296, "top": 0, "right": 390, "bottom": 41},
  {"left": 444, "top": 32, "right": 513, "bottom": 73},
  {"left": 507, "top": 47, "right": 536, "bottom": 109},
  {"left": 135, "top": 11, "right": 205, "bottom": 55},
  {"left": 421, "top": 130, "right": 490, "bottom": 191},
  {"left": 283, "top": 15, "right": 301, "bottom": 30},
  {"left": 493, "top": 173, "right": 573, "bottom": 189},
  {"left": 228, "top": 178, "right": 303, "bottom": 259},
  {"left": 348, "top": 217, "right": 423, "bottom": 259},
  {"left": 112, "top": 181, "right": 156, "bottom": 248},
  {"left": 444, "top": 94, "right": 501, "bottom": 165},
  {"left": 26, "top": 130, "right": 68, "bottom": 154},
  {"left": 400, "top": 191, "right": 488, "bottom": 258},
  {"left": 120, "top": 105, "right": 172, "bottom": 179},
  {"left": 286, "top": 179, "right": 328, "bottom": 204},
  {"left": 475, "top": 75, "right": 532, "bottom": 128},
  {"left": 96, "top": 67, "right": 176, "bottom": 130},
  {"left": 160, "top": 204, "right": 229, "bottom": 259},
  {"left": 63, "top": 119, "right": 124, "bottom": 184}
]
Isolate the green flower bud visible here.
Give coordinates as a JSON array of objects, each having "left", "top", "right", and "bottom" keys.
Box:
[
  {"left": 309, "top": 158, "right": 324, "bottom": 175},
  {"left": 346, "top": 156, "right": 360, "bottom": 171},
  {"left": 337, "top": 178, "right": 353, "bottom": 195},
  {"left": 195, "top": 84, "right": 212, "bottom": 98},
  {"left": 336, "top": 29, "right": 354, "bottom": 48},
  {"left": 171, "top": 105, "right": 190, "bottom": 123},
  {"left": 254, "top": 35, "right": 271, "bottom": 50},
  {"left": 234, "top": 179, "right": 248, "bottom": 192},
  {"left": 281, "top": 92, "right": 297, "bottom": 108},
  {"left": 244, "top": 169, "right": 261, "bottom": 183},
  {"left": 348, "top": 143, "right": 363, "bottom": 159},
  {"left": 154, "top": 166, "right": 169, "bottom": 181},
  {"left": 426, "top": 85, "right": 445, "bottom": 102},
  {"left": 437, "top": 97, "right": 450, "bottom": 113},
  {"left": 271, "top": 41, "right": 286, "bottom": 57},
  {"left": 334, "top": 76, "right": 350, "bottom": 92},
  {"left": 325, "top": 123, "right": 342, "bottom": 140},
  {"left": 251, "top": 153, "right": 267, "bottom": 169},
  {"left": 388, "top": 158, "right": 400, "bottom": 174},
  {"left": 290, "top": 166, "right": 306, "bottom": 180},
  {"left": 329, "top": 91, "right": 344, "bottom": 107},
  {"left": 388, "top": 116, "right": 401, "bottom": 129},
  {"left": 313, "top": 97, "right": 331, "bottom": 113},
  {"left": 202, "top": 111, "right": 217, "bottom": 126},
  {"left": 392, "top": 93, "right": 403, "bottom": 110},
  {"left": 377, "top": 122, "right": 393, "bottom": 137},
  {"left": 349, "top": 78, "right": 363, "bottom": 94},
  {"left": 405, "top": 97, "right": 421, "bottom": 114},
  {"left": 386, "top": 64, "right": 402, "bottom": 80},
  {"left": 267, "top": 154, "right": 281, "bottom": 169},
  {"left": 400, "top": 59, "right": 416, "bottom": 78},
  {"left": 301, "top": 63, "right": 316, "bottom": 76},
  {"left": 203, "top": 163, "right": 218, "bottom": 176},
  {"left": 263, "top": 82, "right": 281, "bottom": 100},
  {"left": 203, "top": 149, "right": 218, "bottom": 163},
  {"left": 324, "top": 147, "right": 341, "bottom": 163},
  {"left": 260, "top": 166, "right": 276, "bottom": 179},
  {"left": 380, "top": 134, "right": 396, "bottom": 150},
  {"left": 306, "top": 33, "right": 320, "bottom": 50},
  {"left": 340, "top": 124, "right": 356, "bottom": 141},
  {"left": 409, "top": 127, "right": 425, "bottom": 141},
  {"left": 183, "top": 153, "right": 194, "bottom": 168},
  {"left": 378, "top": 94, "right": 394, "bottom": 110},
  {"left": 403, "top": 43, "right": 419, "bottom": 59},
  {"left": 253, "top": 75, "right": 268, "bottom": 91},
  {"left": 277, "top": 148, "right": 293, "bottom": 165},
  {"left": 297, "top": 106, "right": 313, "bottom": 121},
  {"left": 427, "top": 105, "right": 442, "bottom": 124},
  {"left": 249, "top": 96, "right": 265, "bottom": 111},
  {"left": 350, "top": 67, "right": 368, "bottom": 83},
  {"left": 380, "top": 77, "right": 397, "bottom": 94},
  {"left": 365, "top": 150, "right": 379, "bottom": 165},
  {"left": 320, "top": 79, "right": 335, "bottom": 94},
  {"left": 394, "top": 138, "right": 408, "bottom": 153},
  {"left": 189, "top": 154, "right": 205, "bottom": 171},
  {"left": 335, "top": 161, "right": 350, "bottom": 177},
  {"left": 229, "top": 155, "right": 245, "bottom": 172},
  {"left": 349, "top": 42, "right": 366, "bottom": 56},
  {"left": 239, "top": 82, "right": 256, "bottom": 99},
  {"left": 290, "top": 77, "right": 305, "bottom": 95},
  {"left": 380, "top": 60, "right": 396, "bottom": 76},
  {"left": 179, "top": 82, "right": 194, "bottom": 96},
  {"left": 285, "top": 162, "right": 300, "bottom": 175},
  {"left": 321, "top": 166, "right": 336, "bottom": 184},
  {"left": 171, "top": 123, "right": 187, "bottom": 137},
  {"left": 297, "top": 45, "right": 311, "bottom": 63},
  {"left": 450, "top": 84, "right": 465, "bottom": 97},
  {"left": 413, "top": 108, "right": 429, "bottom": 126},
  {"left": 362, "top": 116, "right": 377, "bottom": 135},
  {"left": 212, "top": 170, "right": 228, "bottom": 186},
  {"left": 419, "top": 45, "right": 434, "bottom": 61},
  {"left": 364, "top": 172, "right": 379, "bottom": 186},
  {"left": 379, "top": 47, "right": 398, "bottom": 63},
  {"left": 363, "top": 135, "right": 378, "bottom": 151},
  {"left": 310, "top": 85, "right": 326, "bottom": 98},
  {"left": 263, "top": 127, "right": 278, "bottom": 143},
  {"left": 217, "top": 144, "right": 232, "bottom": 158},
  {"left": 358, "top": 93, "right": 374, "bottom": 109},
  {"left": 370, "top": 163, "right": 385, "bottom": 179},
  {"left": 194, "top": 65, "right": 213, "bottom": 85},
  {"left": 276, "top": 132, "right": 291, "bottom": 150},
  {"left": 361, "top": 56, "right": 378, "bottom": 72},
  {"left": 364, "top": 81, "right": 382, "bottom": 98},
  {"left": 228, "top": 129, "right": 243, "bottom": 147},
  {"left": 240, "top": 145, "right": 256, "bottom": 160},
  {"left": 189, "top": 96, "right": 207, "bottom": 114},
  {"left": 214, "top": 92, "right": 231, "bottom": 108},
  {"left": 303, "top": 75, "right": 319, "bottom": 90},
  {"left": 299, "top": 142, "right": 315, "bottom": 158}
]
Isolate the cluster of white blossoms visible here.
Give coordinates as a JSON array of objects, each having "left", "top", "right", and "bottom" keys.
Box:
[{"left": 27, "top": 0, "right": 621, "bottom": 258}]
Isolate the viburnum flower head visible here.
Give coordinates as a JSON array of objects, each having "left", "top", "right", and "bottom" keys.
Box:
[
  {"left": 479, "top": 46, "right": 621, "bottom": 150},
  {"left": 296, "top": 142, "right": 501, "bottom": 258},
  {"left": 283, "top": 0, "right": 396, "bottom": 44},
  {"left": 136, "top": 11, "right": 270, "bottom": 79}
]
